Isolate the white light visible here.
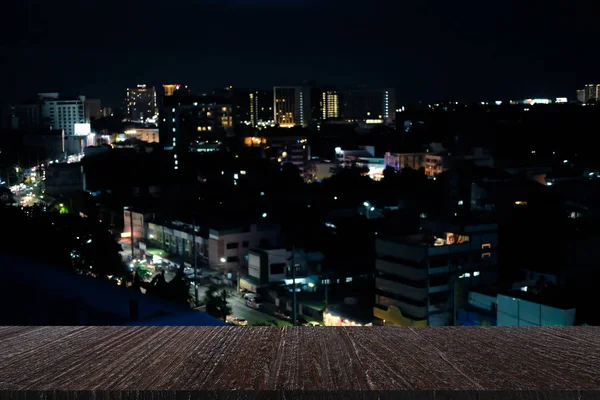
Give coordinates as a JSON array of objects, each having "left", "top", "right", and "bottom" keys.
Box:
[
  {"left": 465, "top": 272, "right": 471, "bottom": 278},
  {"left": 260, "top": 191, "right": 265, "bottom": 196},
  {"left": 474, "top": 271, "right": 480, "bottom": 277},
  {"left": 547, "top": 182, "right": 553, "bottom": 186},
  {"left": 521, "top": 286, "right": 528, "bottom": 292},
  {"left": 458, "top": 200, "right": 464, "bottom": 206},
  {"left": 220, "top": 257, "right": 227, "bottom": 263},
  {"left": 221, "top": 171, "right": 225, "bottom": 175},
  {"left": 531, "top": 150, "right": 536, "bottom": 154},
  {"left": 370, "top": 207, "right": 375, "bottom": 211},
  {"left": 563, "top": 160, "right": 568, "bottom": 163},
  {"left": 262, "top": 213, "right": 267, "bottom": 218},
  {"left": 363, "top": 202, "right": 370, "bottom": 207},
  {"left": 240, "top": 170, "right": 247, "bottom": 175},
  {"left": 234, "top": 173, "right": 239, "bottom": 179},
  {"left": 335, "top": 147, "right": 342, "bottom": 154},
  {"left": 334, "top": 196, "right": 337, "bottom": 200}
]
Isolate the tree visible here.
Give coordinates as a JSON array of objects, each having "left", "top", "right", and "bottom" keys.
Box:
[{"left": 204, "top": 284, "right": 232, "bottom": 322}]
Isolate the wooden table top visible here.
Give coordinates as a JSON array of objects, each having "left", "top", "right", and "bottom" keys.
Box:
[{"left": 0, "top": 326, "right": 598, "bottom": 398}]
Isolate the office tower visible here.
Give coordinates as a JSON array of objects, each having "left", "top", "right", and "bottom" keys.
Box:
[
  {"left": 584, "top": 84, "right": 600, "bottom": 102},
  {"left": 274, "top": 86, "right": 311, "bottom": 128},
  {"left": 321, "top": 90, "right": 340, "bottom": 120},
  {"left": 249, "top": 90, "right": 274, "bottom": 127},
  {"left": 576, "top": 89, "right": 586, "bottom": 103},
  {"left": 159, "top": 93, "right": 234, "bottom": 152},
  {"left": 250, "top": 91, "right": 258, "bottom": 127},
  {"left": 126, "top": 84, "right": 157, "bottom": 122},
  {"left": 340, "top": 87, "right": 396, "bottom": 123}
]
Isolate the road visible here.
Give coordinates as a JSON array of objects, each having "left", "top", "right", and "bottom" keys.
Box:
[{"left": 190, "top": 282, "right": 291, "bottom": 326}]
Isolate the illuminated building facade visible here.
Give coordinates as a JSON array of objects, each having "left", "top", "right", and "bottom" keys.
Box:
[
  {"left": 321, "top": 90, "right": 339, "bottom": 120},
  {"left": 126, "top": 84, "right": 157, "bottom": 122},
  {"left": 124, "top": 128, "right": 159, "bottom": 143},
  {"left": 274, "top": 86, "right": 311, "bottom": 128},
  {"left": 163, "top": 84, "right": 181, "bottom": 97},
  {"left": 576, "top": 90, "right": 586, "bottom": 103},
  {"left": 340, "top": 88, "right": 396, "bottom": 124}
]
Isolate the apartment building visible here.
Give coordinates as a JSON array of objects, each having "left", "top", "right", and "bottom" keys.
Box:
[{"left": 374, "top": 218, "right": 498, "bottom": 326}]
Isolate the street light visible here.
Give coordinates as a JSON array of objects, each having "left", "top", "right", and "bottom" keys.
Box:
[{"left": 262, "top": 212, "right": 267, "bottom": 218}]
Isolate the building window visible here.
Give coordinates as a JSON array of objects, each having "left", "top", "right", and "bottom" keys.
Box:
[
  {"left": 482, "top": 243, "right": 491, "bottom": 249},
  {"left": 242, "top": 241, "right": 249, "bottom": 248},
  {"left": 226, "top": 256, "right": 239, "bottom": 263},
  {"left": 346, "top": 277, "right": 353, "bottom": 283},
  {"left": 226, "top": 242, "right": 239, "bottom": 249},
  {"left": 482, "top": 252, "right": 491, "bottom": 258}
]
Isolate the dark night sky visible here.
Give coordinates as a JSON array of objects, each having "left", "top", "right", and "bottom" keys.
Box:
[{"left": 1, "top": 0, "right": 598, "bottom": 106}]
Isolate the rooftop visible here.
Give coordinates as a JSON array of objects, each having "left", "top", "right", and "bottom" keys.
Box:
[{"left": 0, "top": 326, "right": 597, "bottom": 393}]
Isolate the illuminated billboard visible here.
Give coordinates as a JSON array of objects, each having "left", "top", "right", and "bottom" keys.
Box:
[
  {"left": 74, "top": 123, "right": 91, "bottom": 136},
  {"left": 556, "top": 97, "right": 567, "bottom": 103}
]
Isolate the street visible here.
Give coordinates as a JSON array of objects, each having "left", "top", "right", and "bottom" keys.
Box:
[{"left": 190, "top": 281, "right": 291, "bottom": 326}]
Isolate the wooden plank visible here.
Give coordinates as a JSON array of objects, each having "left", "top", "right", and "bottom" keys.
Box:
[{"left": 0, "top": 326, "right": 598, "bottom": 396}]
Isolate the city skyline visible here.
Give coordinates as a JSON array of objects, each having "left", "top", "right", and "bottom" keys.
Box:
[{"left": 2, "top": 0, "right": 598, "bottom": 105}]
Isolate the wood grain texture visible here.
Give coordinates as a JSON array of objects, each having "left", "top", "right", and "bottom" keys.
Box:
[{"left": 0, "top": 326, "right": 598, "bottom": 398}]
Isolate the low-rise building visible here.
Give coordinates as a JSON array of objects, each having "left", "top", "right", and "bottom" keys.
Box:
[
  {"left": 240, "top": 247, "right": 315, "bottom": 293},
  {"left": 208, "top": 223, "right": 281, "bottom": 272},
  {"left": 124, "top": 128, "right": 159, "bottom": 143},
  {"left": 497, "top": 291, "right": 576, "bottom": 326},
  {"left": 374, "top": 217, "right": 499, "bottom": 326}
]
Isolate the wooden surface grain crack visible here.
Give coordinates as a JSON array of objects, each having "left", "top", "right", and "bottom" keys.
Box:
[{"left": 0, "top": 326, "right": 598, "bottom": 394}]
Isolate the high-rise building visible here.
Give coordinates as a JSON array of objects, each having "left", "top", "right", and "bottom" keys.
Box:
[
  {"left": 39, "top": 93, "right": 87, "bottom": 136},
  {"left": 13, "top": 93, "right": 89, "bottom": 135},
  {"left": 321, "top": 90, "right": 340, "bottom": 120},
  {"left": 584, "top": 84, "right": 600, "bottom": 103},
  {"left": 249, "top": 90, "right": 274, "bottom": 127},
  {"left": 340, "top": 87, "right": 396, "bottom": 124},
  {"left": 576, "top": 89, "right": 586, "bottom": 103},
  {"left": 274, "top": 86, "right": 311, "bottom": 128},
  {"left": 126, "top": 84, "right": 157, "bottom": 122},
  {"left": 159, "top": 94, "right": 234, "bottom": 153}
]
